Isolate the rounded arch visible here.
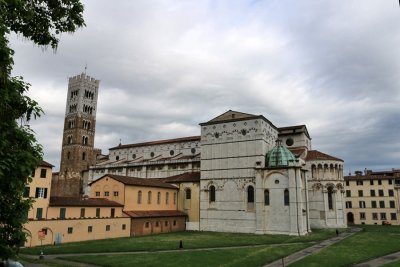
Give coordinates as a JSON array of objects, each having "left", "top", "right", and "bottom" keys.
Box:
[
  {"left": 347, "top": 212, "right": 354, "bottom": 224},
  {"left": 209, "top": 185, "right": 216, "bottom": 202},
  {"left": 246, "top": 185, "right": 255, "bottom": 203}
]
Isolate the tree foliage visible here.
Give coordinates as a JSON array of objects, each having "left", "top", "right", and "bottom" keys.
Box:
[{"left": 0, "top": 0, "right": 85, "bottom": 259}]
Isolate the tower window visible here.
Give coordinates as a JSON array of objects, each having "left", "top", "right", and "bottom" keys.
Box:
[
  {"left": 247, "top": 186, "right": 254, "bottom": 203},
  {"left": 264, "top": 189, "right": 270, "bottom": 206},
  {"left": 82, "top": 152, "right": 86, "bottom": 161}
]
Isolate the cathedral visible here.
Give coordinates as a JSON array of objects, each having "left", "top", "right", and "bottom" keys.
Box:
[{"left": 56, "top": 73, "right": 347, "bottom": 236}]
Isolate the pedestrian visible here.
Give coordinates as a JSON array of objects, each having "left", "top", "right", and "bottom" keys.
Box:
[
  {"left": 336, "top": 229, "right": 339, "bottom": 236},
  {"left": 179, "top": 240, "right": 183, "bottom": 249}
]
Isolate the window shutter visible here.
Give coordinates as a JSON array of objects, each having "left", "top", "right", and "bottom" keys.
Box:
[
  {"left": 44, "top": 188, "right": 48, "bottom": 198},
  {"left": 35, "top": 188, "right": 39, "bottom": 198}
]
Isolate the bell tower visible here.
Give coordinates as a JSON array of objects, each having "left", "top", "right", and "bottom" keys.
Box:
[{"left": 53, "top": 73, "right": 101, "bottom": 197}]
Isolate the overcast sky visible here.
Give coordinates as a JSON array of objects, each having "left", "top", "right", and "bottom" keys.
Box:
[{"left": 9, "top": 0, "right": 400, "bottom": 173}]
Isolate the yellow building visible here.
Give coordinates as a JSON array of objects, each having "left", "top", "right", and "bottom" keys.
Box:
[
  {"left": 24, "top": 161, "right": 131, "bottom": 247},
  {"left": 344, "top": 169, "right": 400, "bottom": 225},
  {"left": 25, "top": 160, "right": 53, "bottom": 220},
  {"left": 89, "top": 174, "right": 188, "bottom": 236}
]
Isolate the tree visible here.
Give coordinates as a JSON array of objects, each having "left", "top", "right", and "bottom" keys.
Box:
[{"left": 0, "top": 0, "right": 85, "bottom": 259}]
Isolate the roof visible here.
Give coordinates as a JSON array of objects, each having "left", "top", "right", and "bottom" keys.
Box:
[
  {"left": 49, "top": 197, "right": 123, "bottom": 207},
  {"left": 124, "top": 210, "right": 187, "bottom": 218},
  {"left": 199, "top": 110, "right": 278, "bottom": 130},
  {"left": 39, "top": 160, "right": 54, "bottom": 168},
  {"left": 305, "top": 150, "right": 343, "bottom": 162},
  {"left": 109, "top": 136, "right": 200, "bottom": 150},
  {"left": 266, "top": 140, "right": 296, "bottom": 168},
  {"left": 278, "top": 125, "right": 311, "bottom": 139},
  {"left": 158, "top": 172, "right": 200, "bottom": 183},
  {"left": 91, "top": 174, "right": 179, "bottom": 189}
]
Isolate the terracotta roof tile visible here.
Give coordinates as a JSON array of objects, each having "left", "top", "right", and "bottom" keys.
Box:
[
  {"left": 39, "top": 160, "right": 54, "bottom": 168},
  {"left": 124, "top": 210, "right": 187, "bottom": 218},
  {"left": 91, "top": 174, "right": 179, "bottom": 189},
  {"left": 49, "top": 197, "right": 123, "bottom": 207},
  {"left": 109, "top": 136, "right": 200, "bottom": 150},
  {"left": 158, "top": 172, "right": 200, "bottom": 183},
  {"left": 305, "top": 150, "right": 343, "bottom": 162}
]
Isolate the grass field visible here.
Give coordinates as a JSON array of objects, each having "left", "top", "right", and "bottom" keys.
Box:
[
  {"left": 19, "top": 226, "right": 400, "bottom": 267},
  {"left": 290, "top": 225, "right": 400, "bottom": 267},
  {"left": 21, "top": 229, "right": 337, "bottom": 255}
]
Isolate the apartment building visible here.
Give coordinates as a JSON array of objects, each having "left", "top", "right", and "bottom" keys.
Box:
[{"left": 344, "top": 169, "right": 400, "bottom": 225}]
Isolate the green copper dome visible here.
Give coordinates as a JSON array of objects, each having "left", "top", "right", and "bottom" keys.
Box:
[{"left": 266, "top": 140, "right": 296, "bottom": 167}]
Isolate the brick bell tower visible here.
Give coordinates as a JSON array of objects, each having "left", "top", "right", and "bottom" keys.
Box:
[{"left": 52, "top": 73, "right": 101, "bottom": 197}]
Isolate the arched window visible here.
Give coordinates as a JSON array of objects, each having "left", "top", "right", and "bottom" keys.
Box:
[
  {"left": 209, "top": 185, "right": 216, "bottom": 202},
  {"left": 137, "top": 191, "right": 142, "bottom": 204},
  {"left": 186, "top": 188, "right": 191, "bottom": 200},
  {"left": 264, "top": 189, "right": 270, "bottom": 206},
  {"left": 328, "top": 187, "right": 334, "bottom": 210},
  {"left": 166, "top": 192, "right": 169, "bottom": 204},
  {"left": 247, "top": 186, "right": 254, "bottom": 203},
  {"left": 147, "top": 191, "right": 152, "bottom": 204},
  {"left": 157, "top": 192, "right": 161, "bottom": 204},
  {"left": 173, "top": 192, "right": 177, "bottom": 204},
  {"left": 284, "top": 189, "right": 290, "bottom": 206},
  {"left": 82, "top": 152, "right": 86, "bottom": 161},
  {"left": 67, "top": 151, "right": 71, "bottom": 160}
]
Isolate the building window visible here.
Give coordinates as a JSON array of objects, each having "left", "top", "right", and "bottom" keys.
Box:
[
  {"left": 36, "top": 208, "right": 43, "bottom": 220},
  {"left": 157, "top": 192, "right": 161, "bottom": 204},
  {"left": 358, "top": 190, "right": 363, "bottom": 197},
  {"left": 356, "top": 180, "right": 363, "bottom": 186},
  {"left": 95, "top": 191, "right": 100, "bottom": 197},
  {"left": 138, "top": 191, "right": 142, "bottom": 204},
  {"left": 247, "top": 186, "right": 254, "bottom": 203},
  {"left": 284, "top": 189, "right": 290, "bottom": 206},
  {"left": 380, "top": 213, "right": 387, "bottom": 220},
  {"left": 96, "top": 208, "right": 100, "bottom": 218},
  {"left": 371, "top": 201, "right": 377, "bottom": 208},
  {"left": 378, "top": 180, "right": 382, "bottom": 185},
  {"left": 165, "top": 221, "right": 168, "bottom": 227},
  {"left": 389, "top": 179, "right": 393, "bottom": 185},
  {"left": 264, "top": 190, "right": 270, "bottom": 206},
  {"left": 35, "top": 187, "right": 48, "bottom": 198},
  {"left": 111, "top": 208, "right": 115, "bottom": 218},
  {"left": 209, "top": 185, "right": 216, "bottom": 202},
  {"left": 40, "top": 168, "right": 47, "bottom": 178},
  {"left": 391, "top": 213, "right": 397, "bottom": 220},
  {"left": 379, "top": 190, "right": 384, "bottom": 197},
  {"left": 155, "top": 221, "right": 159, "bottom": 227},
  {"left": 345, "top": 201, "right": 352, "bottom": 208},
  {"left": 346, "top": 190, "right": 351, "bottom": 197},
  {"left": 360, "top": 212, "right": 366, "bottom": 220},
  {"left": 186, "top": 188, "right": 191, "bottom": 200},
  {"left": 88, "top": 226, "right": 93, "bottom": 233},
  {"left": 104, "top": 191, "right": 109, "bottom": 197},
  {"left": 106, "top": 225, "right": 110, "bottom": 231},
  {"left": 147, "top": 191, "right": 152, "bottom": 204},
  {"left": 145, "top": 222, "right": 150, "bottom": 228},
  {"left": 67, "top": 151, "right": 71, "bottom": 159},
  {"left": 174, "top": 192, "right": 177, "bottom": 204},
  {"left": 328, "top": 187, "right": 334, "bottom": 210},
  {"left": 166, "top": 192, "right": 169, "bottom": 204},
  {"left": 388, "top": 189, "right": 394, "bottom": 197},
  {"left": 370, "top": 180, "right": 374, "bottom": 185},
  {"left": 113, "top": 191, "right": 119, "bottom": 197},
  {"left": 82, "top": 152, "right": 86, "bottom": 161},
  {"left": 345, "top": 181, "right": 349, "bottom": 186},
  {"left": 390, "top": 201, "right": 395, "bottom": 209},
  {"left": 370, "top": 190, "right": 375, "bottom": 197},
  {"left": 23, "top": 187, "right": 30, "bottom": 198},
  {"left": 372, "top": 213, "right": 378, "bottom": 220},
  {"left": 173, "top": 220, "right": 177, "bottom": 226},
  {"left": 359, "top": 201, "right": 366, "bottom": 208},
  {"left": 379, "top": 201, "right": 385, "bottom": 208},
  {"left": 122, "top": 224, "right": 126, "bottom": 230},
  {"left": 60, "top": 208, "right": 66, "bottom": 219},
  {"left": 67, "top": 227, "right": 73, "bottom": 234},
  {"left": 80, "top": 208, "right": 85, "bottom": 218}
]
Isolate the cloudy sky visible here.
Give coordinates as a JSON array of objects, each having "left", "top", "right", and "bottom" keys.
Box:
[{"left": 9, "top": 0, "right": 400, "bottom": 173}]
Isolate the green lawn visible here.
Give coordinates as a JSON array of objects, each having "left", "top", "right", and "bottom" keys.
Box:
[
  {"left": 21, "top": 229, "right": 336, "bottom": 255},
  {"left": 62, "top": 244, "right": 309, "bottom": 267},
  {"left": 289, "top": 225, "right": 400, "bottom": 267}
]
